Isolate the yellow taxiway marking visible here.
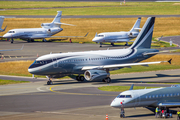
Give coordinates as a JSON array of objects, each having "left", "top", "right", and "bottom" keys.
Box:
[{"left": 49, "top": 85, "right": 115, "bottom": 96}]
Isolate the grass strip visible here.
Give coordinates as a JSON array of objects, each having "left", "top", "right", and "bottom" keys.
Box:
[
  {"left": 0, "top": 79, "right": 29, "bottom": 85},
  {"left": 0, "top": 2, "right": 180, "bottom": 15},
  {"left": 98, "top": 86, "right": 159, "bottom": 92}
]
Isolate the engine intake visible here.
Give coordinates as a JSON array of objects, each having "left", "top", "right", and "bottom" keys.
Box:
[{"left": 84, "top": 70, "right": 109, "bottom": 81}]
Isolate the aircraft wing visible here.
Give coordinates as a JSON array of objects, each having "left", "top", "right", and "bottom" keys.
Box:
[
  {"left": 49, "top": 32, "right": 89, "bottom": 38},
  {"left": 112, "top": 38, "right": 130, "bottom": 42},
  {"left": 82, "top": 59, "right": 172, "bottom": 70},
  {"left": 158, "top": 102, "right": 180, "bottom": 107},
  {"left": 0, "top": 45, "right": 24, "bottom": 52}
]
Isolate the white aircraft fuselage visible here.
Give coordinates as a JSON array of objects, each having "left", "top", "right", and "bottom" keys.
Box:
[
  {"left": 3, "top": 27, "right": 63, "bottom": 39},
  {"left": 92, "top": 17, "right": 141, "bottom": 47},
  {"left": 111, "top": 85, "right": 180, "bottom": 116},
  {"left": 92, "top": 31, "right": 138, "bottom": 43}
]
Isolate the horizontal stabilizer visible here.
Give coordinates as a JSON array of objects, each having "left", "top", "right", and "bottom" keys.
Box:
[
  {"left": 134, "top": 28, "right": 141, "bottom": 31},
  {"left": 54, "top": 22, "right": 75, "bottom": 26},
  {"left": 143, "top": 50, "right": 176, "bottom": 55}
]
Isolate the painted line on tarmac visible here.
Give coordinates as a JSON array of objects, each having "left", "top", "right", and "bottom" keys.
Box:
[
  {"left": 37, "top": 86, "right": 49, "bottom": 92},
  {"left": 49, "top": 85, "right": 115, "bottom": 96}
]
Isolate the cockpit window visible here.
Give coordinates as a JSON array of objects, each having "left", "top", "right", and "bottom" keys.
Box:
[
  {"left": 98, "top": 35, "right": 104, "bottom": 37},
  {"left": 116, "top": 95, "right": 132, "bottom": 98},
  {"left": 35, "top": 60, "right": 52, "bottom": 64},
  {"left": 8, "top": 31, "right": 15, "bottom": 33}
]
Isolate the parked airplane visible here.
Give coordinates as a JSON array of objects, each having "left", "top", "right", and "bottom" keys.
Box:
[
  {"left": 3, "top": 11, "right": 87, "bottom": 43},
  {"left": 92, "top": 17, "right": 141, "bottom": 47},
  {"left": 28, "top": 17, "right": 171, "bottom": 85},
  {"left": 111, "top": 84, "right": 180, "bottom": 118},
  {"left": 0, "top": 16, "right": 7, "bottom": 32}
]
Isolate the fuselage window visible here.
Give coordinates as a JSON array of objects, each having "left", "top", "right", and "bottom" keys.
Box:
[
  {"left": 156, "top": 95, "right": 158, "bottom": 98},
  {"left": 146, "top": 96, "right": 148, "bottom": 99},
  {"left": 149, "top": 96, "right": 151, "bottom": 99},
  {"left": 170, "top": 94, "right": 173, "bottom": 97},
  {"left": 177, "top": 93, "right": 179, "bottom": 96},
  {"left": 152, "top": 95, "right": 155, "bottom": 98},
  {"left": 167, "top": 94, "right": 169, "bottom": 97},
  {"left": 163, "top": 94, "right": 165, "bottom": 97}
]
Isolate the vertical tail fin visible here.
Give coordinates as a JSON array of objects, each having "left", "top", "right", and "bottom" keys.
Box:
[
  {"left": 130, "top": 17, "right": 155, "bottom": 49},
  {"left": 0, "top": 16, "right": 5, "bottom": 31},
  {"left": 52, "top": 11, "right": 62, "bottom": 28},
  {"left": 130, "top": 17, "right": 141, "bottom": 32}
]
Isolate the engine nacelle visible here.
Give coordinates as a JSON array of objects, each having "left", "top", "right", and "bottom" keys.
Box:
[
  {"left": 128, "top": 32, "right": 139, "bottom": 38},
  {"left": 47, "top": 28, "right": 63, "bottom": 34},
  {"left": 84, "top": 70, "right": 110, "bottom": 81},
  {"left": 41, "top": 23, "right": 53, "bottom": 28}
]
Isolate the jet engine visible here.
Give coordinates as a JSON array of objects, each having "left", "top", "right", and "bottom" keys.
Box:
[
  {"left": 47, "top": 28, "right": 63, "bottom": 33},
  {"left": 84, "top": 70, "right": 110, "bottom": 81},
  {"left": 128, "top": 32, "right": 138, "bottom": 38},
  {"left": 41, "top": 23, "right": 53, "bottom": 28}
]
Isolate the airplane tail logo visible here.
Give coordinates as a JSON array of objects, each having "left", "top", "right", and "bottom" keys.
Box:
[{"left": 130, "top": 17, "right": 155, "bottom": 49}]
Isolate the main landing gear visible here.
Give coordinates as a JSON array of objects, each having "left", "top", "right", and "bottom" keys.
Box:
[
  {"left": 76, "top": 75, "right": 85, "bottom": 82},
  {"left": 102, "top": 77, "right": 111, "bottom": 83},
  {"left": 11, "top": 38, "right": 14, "bottom": 43},
  {"left": 99, "top": 42, "right": 102, "bottom": 47},
  {"left": 111, "top": 43, "right": 114, "bottom": 46}
]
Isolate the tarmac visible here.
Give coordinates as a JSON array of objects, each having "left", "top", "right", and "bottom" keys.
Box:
[
  {"left": 0, "top": 37, "right": 180, "bottom": 120},
  {"left": 0, "top": 69, "right": 180, "bottom": 120}
]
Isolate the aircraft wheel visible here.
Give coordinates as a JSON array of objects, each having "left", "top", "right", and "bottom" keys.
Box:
[
  {"left": 105, "top": 77, "right": 111, "bottom": 83},
  {"left": 47, "top": 80, "right": 53, "bottom": 85},
  {"left": 47, "top": 81, "right": 50, "bottom": 85},
  {"left": 79, "top": 76, "right": 85, "bottom": 81}
]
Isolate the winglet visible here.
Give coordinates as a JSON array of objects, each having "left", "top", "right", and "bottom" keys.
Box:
[
  {"left": 158, "top": 35, "right": 163, "bottom": 42},
  {"left": 168, "top": 59, "right": 172, "bottom": 64},
  {"left": 84, "top": 32, "right": 89, "bottom": 37},
  {"left": 21, "top": 44, "right": 24, "bottom": 50},
  {"left": 2, "top": 25, "right": 7, "bottom": 32},
  {"left": 129, "top": 84, "right": 134, "bottom": 90}
]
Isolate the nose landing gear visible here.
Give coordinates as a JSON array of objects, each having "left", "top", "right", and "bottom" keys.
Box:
[
  {"left": 120, "top": 104, "right": 125, "bottom": 118},
  {"left": 46, "top": 76, "right": 53, "bottom": 85}
]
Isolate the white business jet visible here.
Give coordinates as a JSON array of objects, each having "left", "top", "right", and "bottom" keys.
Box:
[
  {"left": 111, "top": 84, "right": 180, "bottom": 118},
  {"left": 0, "top": 16, "right": 7, "bottom": 33},
  {"left": 92, "top": 17, "right": 141, "bottom": 47},
  {"left": 3, "top": 11, "right": 86, "bottom": 43}
]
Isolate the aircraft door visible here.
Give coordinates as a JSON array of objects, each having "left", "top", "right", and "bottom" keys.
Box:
[
  {"left": 134, "top": 92, "right": 140, "bottom": 107},
  {"left": 52, "top": 57, "right": 58, "bottom": 68}
]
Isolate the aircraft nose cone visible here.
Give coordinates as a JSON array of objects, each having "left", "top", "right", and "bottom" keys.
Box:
[{"left": 110, "top": 99, "right": 121, "bottom": 108}]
